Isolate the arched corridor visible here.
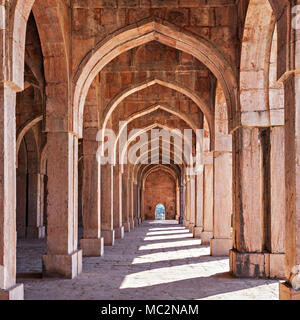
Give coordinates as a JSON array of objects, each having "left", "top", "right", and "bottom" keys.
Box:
[{"left": 0, "top": 0, "right": 299, "bottom": 301}]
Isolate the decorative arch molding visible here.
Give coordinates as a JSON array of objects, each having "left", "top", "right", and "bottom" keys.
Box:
[
  {"left": 141, "top": 164, "right": 179, "bottom": 190},
  {"left": 102, "top": 77, "right": 211, "bottom": 134},
  {"left": 240, "top": 0, "right": 274, "bottom": 127},
  {"left": 40, "top": 143, "right": 48, "bottom": 175},
  {"left": 120, "top": 123, "right": 193, "bottom": 169},
  {"left": 240, "top": 0, "right": 291, "bottom": 128},
  {"left": 16, "top": 115, "right": 43, "bottom": 157},
  {"left": 73, "top": 17, "right": 238, "bottom": 137},
  {"left": 137, "top": 163, "right": 182, "bottom": 186},
  {"left": 131, "top": 144, "right": 189, "bottom": 172},
  {"left": 9, "top": 0, "right": 35, "bottom": 90},
  {"left": 114, "top": 102, "right": 201, "bottom": 157}
]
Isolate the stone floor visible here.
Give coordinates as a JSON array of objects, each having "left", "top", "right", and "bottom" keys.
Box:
[{"left": 17, "top": 221, "right": 279, "bottom": 300}]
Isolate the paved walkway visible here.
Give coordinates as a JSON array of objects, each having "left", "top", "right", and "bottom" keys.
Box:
[{"left": 17, "top": 221, "right": 279, "bottom": 300}]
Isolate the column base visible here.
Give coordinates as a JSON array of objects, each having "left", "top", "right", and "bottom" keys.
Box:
[
  {"left": 102, "top": 230, "right": 115, "bottom": 246},
  {"left": 138, "top": 218, "right": 142, "bottom": 224},
  {"left": 189, "top": 223, "right": 195, "bottom": 233},
  {"left": 42, "top": 249, "right": 82, "bottom": 279},
  {"left": 279, "top": 281, "right": 300, "bottom": 300},
  {"left": 124, "top": 222, "right": 130, "bottom": 233},
  {"left": 26, "top": 226, "right": 45, "bottom": 239},
  {"left": 184, "top": 220, "right": 190, "bottom": 228},
  {"left": 230, "top": 250, "right": 285, "bottom": 279},
  {"left": 129, "top": 219, "right": 135, "bottom": 229},
  {"left": 193, "top": 226, "right": 203, "bottom": 238},
  {"left": 200, "top": 231, "right": 213, "bottom": 245},
  {"left": 210, "top": 238, "right": 232, "bottom": 256},
  {"left": 0, "top": 284, "right": 24, "bottom": 300},
  {"left": 81, "top": 238, "right": 104, "bottom": 257},
  {"left": 115, "top": 226, "right": 124, "bottom": 239}
]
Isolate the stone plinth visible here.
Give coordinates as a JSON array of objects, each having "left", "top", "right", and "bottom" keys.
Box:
[
  {"left": 43, "top": 250, "right": 82, "bottom": 279},
  {"left": 134, "top": 218, "right": 139, "bottom": 227},
  {"left": 279, "top": 282, "right": 300, "bottom": 300},
  {"left": 26, "top": 226, "right": 45, "bottom": 239},
  {"left": 124, "top": 222, "right": 130, "bottom": 232},
  {"left": 193, "top": 226, "right": 202, "bottom": 238},
  {"left": 189, "top": 224, "right": 195, "bottom": 234},
  {"left": 102, "top": 230, "right": 115, "bottom": 246},
  {"left": 81, "top": 238, "right": 104, "bottom": 257},
  {"left": 210, "top": 238, "right": 232, "bottom": 256},
  {"left": 0, "top": 284, "right": 24, "bottom": 300},
  {"left": 115, "top": 226, "right": 125, "bottom": 239},
  {"left": 129, "top": 219, "right": 135, "bottom": 229},
  {"left": 230, "top": 250, "right": 285, "bottom": 279},
  {"left": 201, "top": 231, "right": 213, "bottom": 245}
]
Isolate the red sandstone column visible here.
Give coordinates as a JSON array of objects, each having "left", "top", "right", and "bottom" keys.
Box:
[
  {"left": 0, "top": 84, "right": 24, "bottom": 300},
  {"left": 42, "top": 132, "right": 82, "bottom": 279},
  {"left": 133, "top": 182, "right": 139, "bottom": 226},
  {"left": 127, "top": 175, "right": 134, "bottom": 229},
  {"left": 201, "top": 162, "right": 214, "bottom": 245},
  {"left": 210, "top": 151, "right": 232, "bottom": 256},
  {"left": 270, "top": 126, "right": 285, "bottom": 278},
  {"left": 140, "top": 185, "right": 145, "bottom": 222},
  {"left": 230, "top": 127, "right": 265, "bottom": 277},
  {"left": 81, "top": 140, "right": 104, "bottom": 256},
  {"left": 27, "top": 173, "right": 45, "bottom": 238},
  {"left": 122, "top": 167, "right": 130, "bottom": 232},
  {"left": 101, "top": 164, "right": 115, "bottom": 246},
  {"left": 113, "top": 165, "right": 124, "bottom": 239},
  {"left": 184, "top": 178, "right": 191, "bottom": 228},
  {"left": 189, "top": 176, "right": 196, "bottom": 233},
  {"left": 279, "top": 73, "right": 300, "bottom": 299},
  {"left": 175, "top": 182, "right": 180, "bottom": 221},
  {"left": 16, "top": 169, "right": 27, "bottom": 238},
  {"left": 194, "top": 169, "right": 204, "bottom": 238}
]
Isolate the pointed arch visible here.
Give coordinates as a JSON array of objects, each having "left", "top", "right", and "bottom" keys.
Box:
[{"left": 73, "top": 18, "right": 238, "bottom": 136}]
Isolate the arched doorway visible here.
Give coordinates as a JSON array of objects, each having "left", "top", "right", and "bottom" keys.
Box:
[{"left": 155, "top": 204, "right": 166, "bottom": 221}]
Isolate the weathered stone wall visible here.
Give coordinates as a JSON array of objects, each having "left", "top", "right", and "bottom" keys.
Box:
[{"left": 144, "top": 169, "right": 176, "bottom": 220}]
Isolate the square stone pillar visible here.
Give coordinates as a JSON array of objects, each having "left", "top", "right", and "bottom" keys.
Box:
[
  {"left": 127, "top": 175, "right": 134, "bottom": 229},
  {"left": 133, "top": 182, "right": 139, "bottom": 227},
  {"left": 122, "top": 168, "right": 130, "bottom": 232},
  {"left": 140, "top": 186, "right": 145, "bottom": 222},
  {"left": 175, "top": 183, "right": 181, "bottom": 221},
  {"left": 184, "top": 178, "right": 190, "bottom": 228},
  {"left": 16, "top": 170, "right": 27, "bottom": 238},
  {"left": 189, "top": 176, "right": 196, "bottom": 233},
  {"left": 26, "top": 173, "right": 45, "bottom": 239},
  {"left": 201, "top": 164, "right": 213, "bottom": 245},
  {"left": 269, "top": 126, "right": 285, "bottom": 278},
  {"left": 101, "top": 164, "right": 115, "bottom": 246},
  {"left": 0, "top": 84, "right": 24, "bottom": 300},
  {"left": 210, "top": 151, "right": 232, "bottom": 256},
  {"left": 42, "top": 132, "right": 82, "bottom": 279},
  {"left": 230, "top": 127, "right": 269, "bottom": 277},
  {"left": 81, "top": 139, "right": 104, "bottom": 257},
  {"left": 279, "top": 73, "right": 300, "bottom": 299},
  {"left": 113, "top": 165, "right": 124, "bottom": 239},
  {"left": 194, "top": 169, "right": 204, "bottom": 238}
]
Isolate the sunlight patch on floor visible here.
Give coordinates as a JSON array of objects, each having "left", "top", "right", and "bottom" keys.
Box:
[
  {"left": 143, "top": 233, "right": 193, "bottom": 241},
  {"left": 132, "top": 247, "right": 210, "bottom": 264},
  {"left": 138, "top": 239, "right": 202, "bottom": 251},
  {"left": 146, "top": 229, "right": 190, "bottom": 236},
  {"left": 119, "top": 260, "right": 228, "bottom": 289},
  {"left": 201, "top": 283, "right": 278, "bottom": 300}
]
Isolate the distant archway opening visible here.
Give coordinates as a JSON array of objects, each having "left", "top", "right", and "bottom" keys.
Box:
[{"left": 155, "top": 204, "right": 166, "bottom": 221}]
